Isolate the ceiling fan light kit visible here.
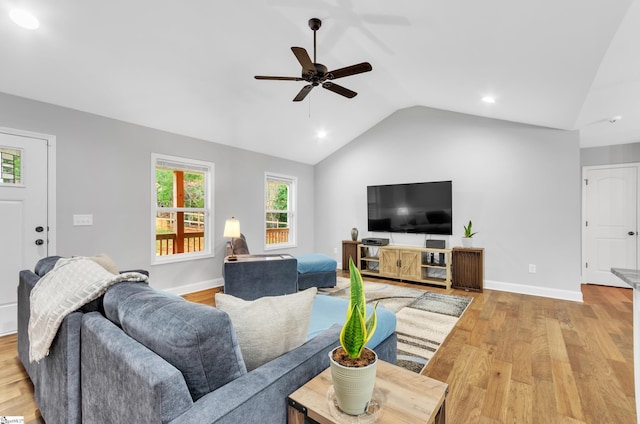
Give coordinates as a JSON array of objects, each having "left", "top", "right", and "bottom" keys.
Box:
[{"left": 255, "top": 18, "right": 372, "bottom": 102}]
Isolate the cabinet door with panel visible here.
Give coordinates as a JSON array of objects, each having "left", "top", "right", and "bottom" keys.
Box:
[
  {"left": 400, "top": 250, "right": 422, "bottom": 280},
  {"left": 379, "top": 248, "right": 400, "bottom": 278}
]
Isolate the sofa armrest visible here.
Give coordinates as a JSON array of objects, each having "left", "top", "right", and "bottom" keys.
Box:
[
  {"left": 120, "top": 269, "right": 149, "bottom": 277},
  {"left": 17, "top": 270, "right": 39, "bottom": 371},
  {"left": 18, "top": 269, "right": 83, "bottom": 424},
  {"left": 169, "top": 325, "right": 343, "bottom": 424}
]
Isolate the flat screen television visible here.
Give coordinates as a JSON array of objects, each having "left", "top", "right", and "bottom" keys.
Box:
[{"left": 367, "top": 181, "right": 452, "bottom": 235}]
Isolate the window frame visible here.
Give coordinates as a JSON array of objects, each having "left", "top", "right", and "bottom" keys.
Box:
[
  {"left": 0, "top": 146, "right": 24, "bottom": 186},
  {"left": 151, "top": 153, "right": 214, "bottom": 265},
  {"left": 264, "top": 172, "right": 297, "bottom": 251}
]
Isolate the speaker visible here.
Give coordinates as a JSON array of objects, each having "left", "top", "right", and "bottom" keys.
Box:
[{"left": 425, "top": 239, "right": 445, "bottom": 249}]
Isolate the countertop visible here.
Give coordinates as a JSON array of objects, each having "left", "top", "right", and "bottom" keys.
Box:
[{"left": 611, "top": 268, "right": 640, "bottom": 290}]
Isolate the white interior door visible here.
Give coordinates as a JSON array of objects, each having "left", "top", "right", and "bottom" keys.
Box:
[
  {"left": 0, "top": 131, "right": 50, "bottom": 335},
  {"left": 583, "top": 165, "right": 638, "bottom": 287}
]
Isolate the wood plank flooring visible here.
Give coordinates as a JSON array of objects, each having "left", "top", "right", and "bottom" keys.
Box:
[
  {"left": 0, "top": 279, "right": 634, "bottom": 423},
  {"left": 423, "top": 282, "right": 636, "bottom": 423}
]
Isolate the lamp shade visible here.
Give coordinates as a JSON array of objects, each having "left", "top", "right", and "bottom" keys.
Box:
[{"left": 223, "top": 217, "right": 241, "bottom": 238}]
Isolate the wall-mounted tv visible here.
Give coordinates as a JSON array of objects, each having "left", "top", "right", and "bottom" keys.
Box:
[{"left": 367, "top": 181, "right": 452, "bottom": 235}]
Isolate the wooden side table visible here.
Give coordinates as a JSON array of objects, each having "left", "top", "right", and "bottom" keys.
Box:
[
  {"left": 287, "top": 360, "right": 448, "bottom": 424},
  {"left": 342, "top": 240, "right": 359, "bottom": 271},
  {"left": 451, "top": 247, "right": 484, "bottom": 292}
]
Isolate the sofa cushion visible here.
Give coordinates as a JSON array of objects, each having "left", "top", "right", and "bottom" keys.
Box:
[
  {"left": 34, "top": 256, "right": 63, "bottom": 277},
  {"left": 307, "top": 295, "right": 396, "bottom": 349},
  {"left": 215, "top": 287, "right": 316, "bottom": 371},
  {"left": 103, "top": 282, "right": 247, "bottom": 401}
]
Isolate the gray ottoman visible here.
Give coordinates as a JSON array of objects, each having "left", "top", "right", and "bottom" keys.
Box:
[{"left": 295, "top": 254, "right": 337, "bottom": 290}]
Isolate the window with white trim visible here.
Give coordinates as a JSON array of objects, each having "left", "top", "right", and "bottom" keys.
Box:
[
  {"left": 1, "top": 147, "right": 22, "bottom": 185},
  {"left": 264, "top": 173, "right": 296, "bottom": 249},
  {"left": 152, "top": 153, "right": 214, "bottom": 263}
]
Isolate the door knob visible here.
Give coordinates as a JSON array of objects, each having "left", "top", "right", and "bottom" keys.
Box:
[
  {"left": 35, "top": 226, "right": 44, "bottom": 232},
  {"left": 35, "top": 239, "right": 44, "bottom": 245},
  {"left": 629, "top": 231, "right": 636, "bottom": 236}
]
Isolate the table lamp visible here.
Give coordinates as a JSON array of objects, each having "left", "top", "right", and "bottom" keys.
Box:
[{"left": 224, "top": 217, "right": 241, "bottom": 261}]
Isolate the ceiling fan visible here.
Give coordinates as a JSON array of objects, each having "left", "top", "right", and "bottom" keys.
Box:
[{"left": 255, "top": 18, "right": 372, "bottom": 102}]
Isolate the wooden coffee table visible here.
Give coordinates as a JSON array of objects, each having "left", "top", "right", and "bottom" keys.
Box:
[{"left": 287, "top": 360, "right": 448, "bottom": 424}]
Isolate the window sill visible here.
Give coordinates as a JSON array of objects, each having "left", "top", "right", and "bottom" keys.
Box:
[
  {"left": 152, "top": 251, "right": 214, "bottom": 266},
  {"left": 264, "top": 242, "right": 297, "bottom": 251}
]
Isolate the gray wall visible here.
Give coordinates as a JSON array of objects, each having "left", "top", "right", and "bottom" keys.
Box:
[
  {"left": 581, "top": 142, "right": 640, "bottom": 166},
  {"left": 0, "top": 92, "right": 315, "bottom": 291},
  {"left": 315, "top": 106, "right": 582, "bottom": 297}
]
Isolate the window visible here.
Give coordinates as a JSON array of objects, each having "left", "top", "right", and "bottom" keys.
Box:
[
  {"left": 1, "top": 147, "right": 22, "bottom": 185},
  {"left": 265, "top": 173, "right": 296, "bottom": 249},
  {"left": 152, "top": 153, "right": 214, "bottom": 263}
]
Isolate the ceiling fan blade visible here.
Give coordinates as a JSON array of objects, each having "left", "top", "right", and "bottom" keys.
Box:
[
  {"left": 291, "top": 47, "right": 315, "bottom": 75},
  {"left": 326, "top": 62, "right": 372, "bottom": 80},
  {"left": 322, "top": 82, "right": 357, "bottom": 99},
  {"left": 255, "top": 75, "right": 304, "bottom": 81},
  {"left": 293, "top": 84, "right": 314, "bottom": 102}
]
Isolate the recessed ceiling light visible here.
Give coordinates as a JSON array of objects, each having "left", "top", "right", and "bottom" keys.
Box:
[
  {"left": 10, "top": 9, "right": 40, "bottom": 30},
  {"left": 317, "top": 130, "right": 328, "bottom": 139},
  {"left": 482, "top": 96, "right": 496, "bottom": 104},
  {"left": 609, "top": 116, "right": 622, "bottom": 123}
]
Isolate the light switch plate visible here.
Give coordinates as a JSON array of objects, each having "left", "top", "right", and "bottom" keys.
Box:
[{"left": 73, "top": 214, "right": 93, "bottom": 226}]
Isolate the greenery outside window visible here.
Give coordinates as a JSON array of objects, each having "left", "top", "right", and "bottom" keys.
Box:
[
  {"left": 1, "top": 147, "right": 22, "bottom": 185},
  {"left": 265, "top": 173, "right": 296, "bottom": 249},
  {"left": 152, "top": 153, "right": 214, "bottom": 263}
]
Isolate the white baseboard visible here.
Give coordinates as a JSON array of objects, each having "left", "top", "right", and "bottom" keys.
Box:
[
  {"left": 159, "top": 277, "right": 224, "bottom": 296},
  {"left": 485, "top": 280, "right": 583, "bottom": 302},
  {"left": 0, "top": 303, "right": 17, "bottom": 336}
]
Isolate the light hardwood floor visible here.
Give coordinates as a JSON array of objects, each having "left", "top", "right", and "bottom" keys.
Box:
[{"left": 0, "top": 279, "right": 634, "bottom": 423}]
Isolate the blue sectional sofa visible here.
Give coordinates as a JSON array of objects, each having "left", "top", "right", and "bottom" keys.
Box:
[{"left": 17, "top": 256, "right": 397, "bottom": 424}]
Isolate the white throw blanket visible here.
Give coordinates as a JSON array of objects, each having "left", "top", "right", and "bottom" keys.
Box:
[{"left": 29, "top": 256, "right": 148, "bottom": 362}]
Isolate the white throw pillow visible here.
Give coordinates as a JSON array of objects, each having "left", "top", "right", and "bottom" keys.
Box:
[
  {"left": 215, "top": 287, "right": 317, "bottom": 371},
  {"left": 90, "top": 253, "right": 119, "bottom": 274}
]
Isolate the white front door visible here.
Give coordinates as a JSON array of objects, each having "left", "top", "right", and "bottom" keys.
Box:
[
  {"left": 583, "top": 165, "right": 638, "bottom": 287},
  {"left": 0, "top": 130, "right": 51, "bottom": 335}
]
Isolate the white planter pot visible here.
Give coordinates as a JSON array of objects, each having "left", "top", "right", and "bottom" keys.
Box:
[
  {"left": 328, "top": 347, "right": 378, "bottom": 415},
  {"left": 462, "top": 237, "right": 474, "bottom": 248}
]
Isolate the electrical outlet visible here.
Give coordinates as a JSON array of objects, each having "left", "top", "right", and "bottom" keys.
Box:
[{"left": 529, "top": 264, "right": 537, "bottom": 273}]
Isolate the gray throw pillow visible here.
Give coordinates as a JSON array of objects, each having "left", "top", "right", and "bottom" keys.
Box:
[
  {"left": 104, "top": 282, "right": 247, "bottom": 400},
  {"left": 215, "top": 287, "right": 317, "bottom": 371},
  {"left": 232, "top": 235, "right": 249, "bottom": 255}
]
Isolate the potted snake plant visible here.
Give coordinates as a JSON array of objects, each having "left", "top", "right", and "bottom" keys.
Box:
[
  {"left": 329, "top": 257, "right": 379, "bottom": 415},
  {"left": 462, "top": 219, "right": 477, "bottom": 247}
]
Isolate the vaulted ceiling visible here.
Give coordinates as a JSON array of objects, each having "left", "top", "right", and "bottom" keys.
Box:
[{"left": 1, "top": 0, "right": 638, "bottom": 164}]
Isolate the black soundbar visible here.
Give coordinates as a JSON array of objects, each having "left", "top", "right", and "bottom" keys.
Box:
[{"left": 362, "top": 238, "right": 389, "bottom": 246}]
